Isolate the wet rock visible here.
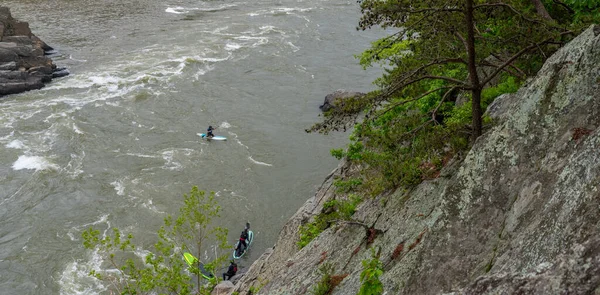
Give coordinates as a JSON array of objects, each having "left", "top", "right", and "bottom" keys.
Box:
[
  {"left": 52, "top": 68, "right": 69, "bottom": 78},
  {"left": 0, "top": 6, "right": 67, "bottom": 97},
  {"left": 0, "top": 61, "right": 16, "bottom": 70},
  {"left": 0, "top": 47, "right": 17, "bottom": 62},
  {"left": 319, "top": 90, "right": 365, "bottom": 112}
]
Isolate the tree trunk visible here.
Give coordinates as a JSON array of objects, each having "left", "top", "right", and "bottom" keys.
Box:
[
  {"left": 465, "top": 0, "right": 483, "bottom": 139},
  {"left": 471, "top": 88, "right": 483, "bottom": 139},
  {"left": 531, "top": 0, "right": 553, "bottom": 20}
]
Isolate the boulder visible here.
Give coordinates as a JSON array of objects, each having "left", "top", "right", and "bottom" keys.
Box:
[
  {"left": 12, "top": 21, "right": 31, "bottom": 36},
  {"left": 0, "top": 78, "right": 44, "bottom": 96},
  {"left": 319, "top": 90, "right": 365, "bottom": 112},
  {"left": 0, "top": 42, "right": 35, "bottom": 57},
  {"left": 0, "top": 47, "right": 17, "bottom": 63},
  {"left": 0, "top": 6, "right": 67, "bottom": 97},
  {"left": 211, "top": 280, "right": 234, "bottom": 295},
  {"left": 52, "top": 67, "right": 69, "bottom": 78},
  {"left": 2, "top": 36, "right": 33, "bottom": 46},
  {"left": 0, "top": 61, "right": 16, "bottom": 70}
]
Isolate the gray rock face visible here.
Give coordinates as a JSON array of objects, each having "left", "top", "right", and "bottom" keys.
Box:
[
  {"left": 319, "top": 90, "right": 365, "bottom": 112},
  {"left": 233, "top": 25, "right": 600, "bottom": 295},
  {"left": 212, "top": 281, "right": 235, "bottom": 295},
  {"left": 0, "top": 6, "right": 67, "bottom": 97}
]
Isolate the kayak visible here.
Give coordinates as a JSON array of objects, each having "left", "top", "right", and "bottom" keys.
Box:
[{"left": 183, "top": 252, "right": 214, "bottom": 279}]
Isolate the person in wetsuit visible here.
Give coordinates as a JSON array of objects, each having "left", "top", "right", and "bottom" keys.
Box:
[
  {"left": 236, "top": 224, "right": 250, "bottom": 256},
  {"left": 206, "top": 125, "right": 214, "bottom": 138},
  {"left": 222, "top": 260, "right": 237, "bottom": 280}
]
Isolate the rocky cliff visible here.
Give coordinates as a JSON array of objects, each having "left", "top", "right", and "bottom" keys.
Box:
[
  {"left": 0, "top": 6, "right": 68, "bottom": 97},
  {"left": 230, "top": 25, "right": 600, "bottom": 295}
]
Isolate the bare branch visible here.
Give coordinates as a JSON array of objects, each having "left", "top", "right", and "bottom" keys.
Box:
[
  {"left": 454, "top": 32, "right": 469, "bottom": 53},
  {"left": 481, "top": 30, "right": 573, "bottom": 86},
  {"left": 387, "top": 7, "right": 463, "bottom": 14},
  {"left": 474, "top": 2, "right": 548, "bottom": 26},
  {"left": 552, "top": 0, "right": 575, "bottom": 13},
  {"left": 480, "top": 59, "right": 526, "bottom": 79},
  {"left": 489, "top": 54, "right": 527, "bottom": 78}
]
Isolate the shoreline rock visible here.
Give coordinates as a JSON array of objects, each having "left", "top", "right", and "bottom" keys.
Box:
[
  {"left": 319, "top": 90, "right": 365, "bottom": 112},
  {"left": 0, "top": 6, "right": 68, "bottom": 97}
]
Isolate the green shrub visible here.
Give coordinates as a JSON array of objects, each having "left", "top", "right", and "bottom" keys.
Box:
[
  {"left": 358, "top": 248, "right": 384, "bottom": 295},
  {"left": 311, "top": 263, "right": 334, "bottom": 295},
  {"left": 298, "top": 195, "right": 364, "bottom": 249}
]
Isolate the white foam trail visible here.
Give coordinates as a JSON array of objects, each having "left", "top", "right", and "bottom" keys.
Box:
[
  {"left": 229, "top": 132, "right": 249, "bottom": 150},
  {"left": 66, "top": 152, "right": 85, "bottom": 178},
  {"left": 225, "top": 42, "right": 242, "bottom": 51},
  {"left": 12, "top": 155, "right": 59, "bottom": 171},
  {"left": 248, "top": 156, "right": 273, "bottom": 167},
  {"left": 125, "top": 153, "right": 159, "bottom": 158},
  {"left": 68, "top": 55, "right": 87, "bottom": 62},
  {"left": 287, "top": 41, "right": 300, "bottom": 52},
  {"left": 72, "top": 123, "right": 84, "bottom": 134},
  {"left": 219, "top": 122, "right": 231, "bottom": 129},
  {"left": 165, "top": 6, "right": 186, "bottom": 14},
  {"left": 6, "top": 139, "right": 24, "bottom": 149}
]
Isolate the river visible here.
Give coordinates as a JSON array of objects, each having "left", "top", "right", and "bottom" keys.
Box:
[{"left": 0, "top": 1, "right": 383, "bottom": 294}]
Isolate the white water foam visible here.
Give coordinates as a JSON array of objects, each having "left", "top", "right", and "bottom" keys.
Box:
[
  {"left": 6, "top": 139, "right": 25, "bottom": 149},
  {"left": 59, "top": 250, "right": 107, "bottom": 295},
  {"left": 161, "top": 150, "right": 183, "bottom": 171},
  {"left": 12, "top": 155, "right": 59, "bottom": 171},
  {"left": 141, "top": 199, "right": 165, "bottom": 214},
  {"left": 165, "top": 6, "right": 187, "bottom": 14},
  {"left": 110, "top": 180, "right": 125, "bottom": 196},
  {"left": 219, "top": 121, "right": 231, "bottom": 129},
  {"left": 65, "top": 152, "right": 85, "bottom": 178},
  {"left": 287, "top": 41, "right": 300, "bottom": 52},
  {"left": 225, "top": 42, "right": 242, "bottom": 51},
  {"left": 248, "top": 156, "right": 273, "bottom": 167}
]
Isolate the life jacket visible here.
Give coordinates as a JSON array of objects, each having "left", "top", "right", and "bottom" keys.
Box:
[{"left": 233, "top": 265, "right": 238, "bottom": 273}]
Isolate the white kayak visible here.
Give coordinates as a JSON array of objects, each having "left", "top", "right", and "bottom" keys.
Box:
[{"left": 198, "top": 133, "right": 227, "bottom": 141}]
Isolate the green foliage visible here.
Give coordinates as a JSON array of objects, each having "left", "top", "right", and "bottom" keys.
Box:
[
  {"left": 298, "top": 195, "right": 364, "bottom": 249},
  {"left": 311, "top": 263, "right": 334, "bottom": 295},
  {"left": 481, "top": 75, "right": 522, "bottom": 108},
  {"left": 327, "top": 70, "right": 527, "bottom": 196},
  {"left": 334, "top": 178, "right": 363, "bottom": 193},
  {"left": 248, "top": 279, "right": 267, "bottom": 295},
  {"left": 82, "top": 187, "right": 231, "bottom": 295},
  {"left": 563, "top": 0, "right": 600, "bottom": 23},
  {"left": 330, "top": 148, "right": 345, "bottom": 160},
  {"left": 358, "top": 248, "right": 384, "bottom": 295}
]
